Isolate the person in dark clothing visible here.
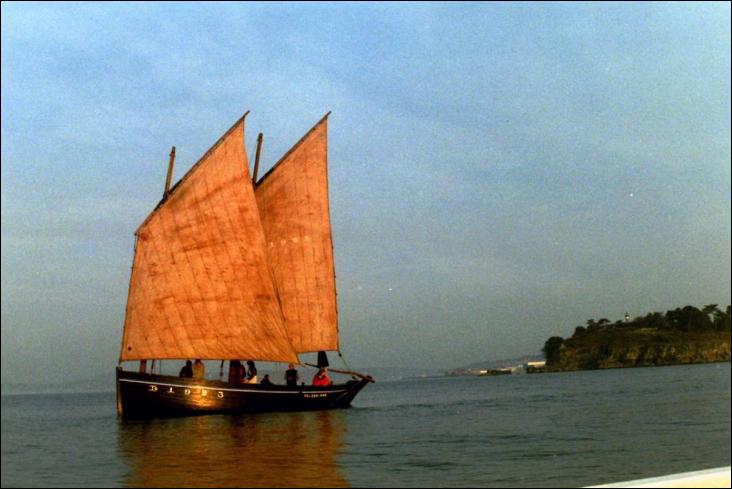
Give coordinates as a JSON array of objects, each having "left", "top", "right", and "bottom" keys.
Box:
[
  {"left": 260, "top": 374, "right": 273, "bottom": 386},
  {"left": 244, "top": 360, "right": 258, "bottom": 384},
  {"left": 179, "top": 360, "right": 193, "bottom": 378},
  {"left": 285, "top": 363, "right": 299, "bottom": 387},
  {"left": 229, "top": 360, "right": 243, "bottom": 384}
]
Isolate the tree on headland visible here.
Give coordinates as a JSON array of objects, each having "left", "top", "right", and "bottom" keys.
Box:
[
  {"left": 542, "top": 336, "right": 565, "bottom": 363},
  {"left": 541, "top": 304, "right": 731, "bottom": 370},
  {"left": 702, "top": 304, "right": 731, "bottom": 331},
  {"left": 702, "top": 304, "right": 720, "bottom": 317},
  {"left": 572, "top": 304, "right": 732, "bottom": 334},
  {"left": 666, "top": 306, "right": 714, "bottom": 332},
  {"left": 718, "top": 305, "right": 732, "bottom": 331}
]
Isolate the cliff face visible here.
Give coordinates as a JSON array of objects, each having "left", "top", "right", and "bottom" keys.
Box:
[{"left": 546, "top": 330, "right": 731, "bottom": 372}]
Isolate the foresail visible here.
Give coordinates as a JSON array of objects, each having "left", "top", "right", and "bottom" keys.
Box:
[
  {"left": 120, "top": 116, "right": 298, "bottom": 363},
  {"left": 255, "top": 114, "right": 339, "bottom": 353}
]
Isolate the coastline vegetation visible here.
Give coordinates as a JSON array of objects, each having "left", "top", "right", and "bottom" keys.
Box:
[{"left": 542, "top": 304, "right": 731, "bottom": 371}]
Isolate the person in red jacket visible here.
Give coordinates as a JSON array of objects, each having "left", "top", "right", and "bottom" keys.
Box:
[{"left": 312, "top": 368, "right": 331, "bottom": 386}]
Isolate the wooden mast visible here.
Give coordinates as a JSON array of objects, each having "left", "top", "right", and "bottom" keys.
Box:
[
  {"left": 252, "top": 133, "right": 263, "bottom": 184},
  {"left": 163, "top": 146, "right": 176, "bottom": 198}
]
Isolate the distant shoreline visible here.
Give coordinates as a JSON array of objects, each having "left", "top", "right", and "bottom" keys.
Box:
[
  {"left": 543, "top": 329, "right": 730, "bottom": 373},
  {"left": 529, "top": 358, "right": 731, "bottom": 374},
  {"left": 541, "top": 305, "right": 731, "bottom": 373},
  {"left": 543, "top": 304, "right": 730, "bottom": 372}
]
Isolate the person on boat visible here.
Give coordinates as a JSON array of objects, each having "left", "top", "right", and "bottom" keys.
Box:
[
  {"left": 243, "top": 360, "right": 257, "bottom": 384},
  {"left": 285, "top": 363, "right": 299, "bottom": 387},
  {"left": 179, "top": 360, "right": 193, "bottom": 378},
  {"left": 192, "top": 359, "right": 205, "bottom": 379},
  {"left": 228, "top": 360, "right": 243, "bottom": 384},
  {"left": 312, "top": 368, "right": 331, "bottom": 386},
  {"left": 260, "top": 374, "right": 273, "bottom": 386}
]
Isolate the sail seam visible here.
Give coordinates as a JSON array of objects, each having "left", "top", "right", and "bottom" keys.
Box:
[
  {"left": 306, "top": 153, "right": 320, "bottom": 348},
  {"left": 157, "top": 210, "right": 195, "bottom": 358},
  {"left": 190, "top": 163, "right": 223, "bottom": 356},
  {"left": 175, "top": 175, "right": 211, "bottom": 356},
  {"left": 210, "top": 144, "right": 249, "bottom": 356}
]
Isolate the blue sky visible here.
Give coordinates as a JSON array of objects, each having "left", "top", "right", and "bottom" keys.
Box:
[{"left": 1, "top": 2, "right": 730, "bottom": 383}]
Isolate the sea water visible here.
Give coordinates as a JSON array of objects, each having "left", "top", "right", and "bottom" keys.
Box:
[{"left": 1, "top": 362, "right": 730, "bottom": 487}]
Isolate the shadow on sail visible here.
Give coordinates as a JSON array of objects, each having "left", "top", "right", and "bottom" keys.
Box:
[{"left": 117, "top": 410, "right": 349, "bottom": 487}]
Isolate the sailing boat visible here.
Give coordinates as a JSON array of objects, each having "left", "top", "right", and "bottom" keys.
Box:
[{"left": 116, "top": 112, "right": 373, "bottom": 419}]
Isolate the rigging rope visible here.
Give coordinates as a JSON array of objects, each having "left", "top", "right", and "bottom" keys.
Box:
[{"left": 338, "top": 350, "right": 356, "bottom": 378}]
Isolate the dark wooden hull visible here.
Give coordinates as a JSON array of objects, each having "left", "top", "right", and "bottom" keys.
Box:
[{"left": 116, "top": 368, "right": 370, "bottom": 419}]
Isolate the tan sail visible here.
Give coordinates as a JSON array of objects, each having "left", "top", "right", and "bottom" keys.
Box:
[
  {"left": 255, "top": 114, "right": 339, "bottom": 353},
  {"left": 120, "top": 116, "right": 298, "bottom": 363}
]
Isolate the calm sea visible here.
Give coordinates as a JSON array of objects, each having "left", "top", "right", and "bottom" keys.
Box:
[{"left": 1, "top": 363, "right": 730, "bottom": 488}]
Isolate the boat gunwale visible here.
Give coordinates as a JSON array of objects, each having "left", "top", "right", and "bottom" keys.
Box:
[{"left": 117, "top": 368, "right": 362, "bottom": 394}]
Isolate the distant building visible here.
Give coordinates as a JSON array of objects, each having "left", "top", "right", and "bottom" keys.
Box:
[{"left": 525, "top": 360, "right": 546, "bottom": 373}]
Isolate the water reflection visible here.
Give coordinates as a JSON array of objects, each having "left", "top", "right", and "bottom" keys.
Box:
[{"left": 117, "top": 411, "right": 348, "bottom": 487}]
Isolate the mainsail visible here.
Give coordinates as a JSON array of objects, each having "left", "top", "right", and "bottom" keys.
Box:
[
  {"left": 119, "top": 115, "right": 298, "bottom": 363},
  {"left": 255, "top": 114, "right": 339, "bottom": 353}
]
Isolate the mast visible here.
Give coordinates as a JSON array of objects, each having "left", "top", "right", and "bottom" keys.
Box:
[
  {"left": 163, "top": 146, "right": 176, "bottom": 198},
  {"left": 252, "top": 133, "right": 263, "bottom": 184}
]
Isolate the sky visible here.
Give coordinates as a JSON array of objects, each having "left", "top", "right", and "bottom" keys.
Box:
[{"left": 1, "top": 2, "right": 730, "bottom": 386}]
